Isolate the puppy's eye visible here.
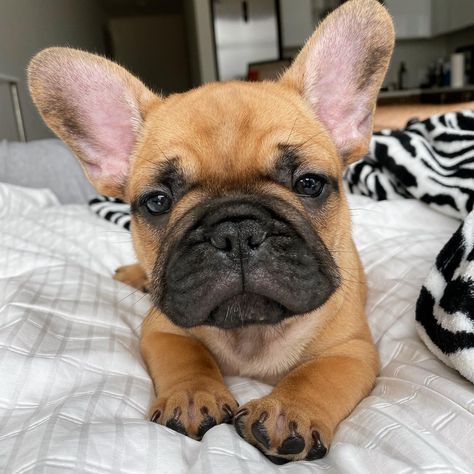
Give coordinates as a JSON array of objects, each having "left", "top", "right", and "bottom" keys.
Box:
[
  {"left": 144, "top": 193, "right": 172, "bottom": 215},
  {"left": 293, "top": 174, "right": 326, "bottom": 197}
]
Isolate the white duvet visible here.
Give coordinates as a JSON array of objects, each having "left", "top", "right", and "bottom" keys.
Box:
[{"left": 0, "top": 182, "right": 473, "bottom": 474}]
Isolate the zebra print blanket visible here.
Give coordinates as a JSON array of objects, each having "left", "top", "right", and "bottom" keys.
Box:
[
  {"left": 89, "top": 110, "right": 474, "bottom": 384},
  {"left": 346, "top": 110, "right": 474, "bottom": 384}
]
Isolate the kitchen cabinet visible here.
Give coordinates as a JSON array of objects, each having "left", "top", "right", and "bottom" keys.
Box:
[
  {"left": 385, "top": 0, "right": 474, "bottom": 39},
  {"left": 277, "top": 1, "right": 474, "bottom": 47},
  {"left": 384, "top": 0, "right": 432, "bottom": 39},
  {"left": 431, "top": 0, "right": 474, "bottom": 36}
]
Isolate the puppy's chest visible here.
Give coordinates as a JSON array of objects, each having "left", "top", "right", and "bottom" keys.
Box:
[{"left": 194, "top": 317, "right": 321, "bottom": 384}]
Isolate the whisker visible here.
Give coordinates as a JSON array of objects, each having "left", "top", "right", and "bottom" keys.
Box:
[
  {"left": 117, "top": 287, "right": 143, "bottom": 304},
  {"left": 293, "top": 129, "right": 327, "bottom": 149},
  {"left": 284, "top": 117, "right": 298, "bottom": 146}
]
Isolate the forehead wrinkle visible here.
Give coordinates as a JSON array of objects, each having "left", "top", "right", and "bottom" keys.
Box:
[
  {"left": 142, "top": 81, "right": 339, "bottom": 185},
  {"left": 277, "top": 142, "right": 301, "bottom": 163},
  {"left": 153, "top": 156, "right": 182, "bottom": 185},
  {"left": 190, "top": 123, "right": 274, "bottom": 177}
]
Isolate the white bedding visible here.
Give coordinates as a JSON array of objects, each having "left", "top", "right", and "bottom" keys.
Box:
[{"left": 0, "top": 182, "right": 473, "bottom": 473}]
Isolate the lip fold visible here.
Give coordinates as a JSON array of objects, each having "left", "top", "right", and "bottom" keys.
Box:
[{"left": 208, "top": 292, "right": 291, "bottom": 329}]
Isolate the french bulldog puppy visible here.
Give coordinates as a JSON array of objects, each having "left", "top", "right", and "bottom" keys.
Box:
[{"left": 28, "top": 0, "right": 394, "bottom": 463}]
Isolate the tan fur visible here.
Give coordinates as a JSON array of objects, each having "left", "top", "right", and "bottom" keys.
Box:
[
  {"left": 113, "top": 263, "right": 150, "bottom": 292},
  {"left": 28, "top": 0, "right": 393, "bottom": 462}
]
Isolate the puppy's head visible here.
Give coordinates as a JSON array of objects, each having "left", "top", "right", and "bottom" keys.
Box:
[{"left": 28, "top": 0, "right": 394, "bottom": 329}]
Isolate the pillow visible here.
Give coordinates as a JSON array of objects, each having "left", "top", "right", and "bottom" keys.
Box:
[{"left": 0, "top": 138, "right": 95, "bottom": 204}]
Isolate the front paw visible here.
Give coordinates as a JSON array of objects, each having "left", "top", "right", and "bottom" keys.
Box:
[
  {"left": 114, "top": 264, "right": 150, "bottom": 292},
  {"left": 233, "top": 396, "right": 330, "bottom": 464},
  {"left": 150, "top": 381, "right": 238, "bottom": 440}
]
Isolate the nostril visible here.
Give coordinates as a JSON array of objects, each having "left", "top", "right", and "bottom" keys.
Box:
[
  {"left": 210, "top": 234, "right": 234, "bottom": 252},
  {"left": 247, "top": 231, "right": 267, "bottom": 250},
  {"left": 208, "top": 221, "right": 268, "bottom": 253}
]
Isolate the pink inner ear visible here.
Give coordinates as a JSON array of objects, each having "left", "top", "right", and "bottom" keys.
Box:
[
  {"left": 303, "top": 26, "right": 375, "bottom": 157},
  {"left": 64, "top": 62, "right": 140, "bottom": 183}
]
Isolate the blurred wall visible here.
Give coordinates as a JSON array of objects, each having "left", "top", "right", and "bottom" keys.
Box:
[
  {"left": 0, "top": 0, "right": 105, "bottom": 141},
  {"left": 187, "top": 0, "right": 217, "bottom": 85},
  {"left": 109, "top": 15, "right": 191, "bottom": 95}
]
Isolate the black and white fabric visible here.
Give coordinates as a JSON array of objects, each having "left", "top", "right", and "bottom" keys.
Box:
[
  {"left": 346, "top": 109, "right": 474, "bottom": 384},
  {"left": 416, "top": 212, "right": 474, "bottom": 383},
  {"left": 89, "top": 195, "right": 131, "bottom": 230},
  {"left": 345, "top": 111, "right": 474, "bottom": 219},
  {"left": 89, "top": 109, "right": 474, "bottom": 384}
]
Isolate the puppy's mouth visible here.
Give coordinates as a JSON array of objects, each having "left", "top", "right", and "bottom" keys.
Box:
[
  {"left": 208, "top": 293, "right": 290, "bottom": 329},
  {"left": 152, "top": 195, "right": 340, "bottom": 329}
]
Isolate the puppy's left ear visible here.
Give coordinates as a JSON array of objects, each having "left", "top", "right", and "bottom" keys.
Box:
[{"left": 281, "top": 0, "right": 394, "bottom": 164}]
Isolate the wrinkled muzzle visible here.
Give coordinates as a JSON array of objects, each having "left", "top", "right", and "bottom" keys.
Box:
[{"left": 152, "top": 196, "right": 340, "bottom": 329}]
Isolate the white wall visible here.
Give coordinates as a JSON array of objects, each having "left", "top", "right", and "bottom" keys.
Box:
[{"left": 0, "top": 0, "right": 105, "bottom": 141}]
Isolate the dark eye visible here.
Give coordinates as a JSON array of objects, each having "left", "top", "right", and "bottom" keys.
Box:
[
  {"left": 144, "top": 193, "right": 172, "bottom": 215},
  {"left": 293, "top": 174, "right": 326, "bottom": 197}
]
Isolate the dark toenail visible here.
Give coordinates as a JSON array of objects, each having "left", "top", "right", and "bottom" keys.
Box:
[
  {"left": 266, "top": 455, "right": 290, "bottom": 465},
  {"left": 173, "top": 407, "right": 182, "bottom": 419},
  {"left": 222, "top": 404, "right": 234, "bottom": 423},
  {"left": 200, "top": 406, "right": 209, "bottom": 416},
  {"left": 234, "top": 408, "right": 248, "bottom": 420},
  {"left": 234, "top": 416, "right": 245, "bottom": 437},
  {"left": 306, "top": 431, "right": 327, "bottom": 460},
  {"left": 278, "top": 434, "right": 305, "bottom": 455},
  {"left": 166, "top": 418, "right": 187, "bottom": 436},
  {"left": 251, "top": 419, "right": 270, "bottom": 449},
  {"left": 288, "top": 421, "right": 298, "bottom": 433},
  {"left": 197, "top": 414, "right": 217, "bottom": 438},
  {"left": 258, "top": 411, "right": 268, "bottom": 423},
  {"left": 150, "top": 410, "right": 161, "bottom": 423}
]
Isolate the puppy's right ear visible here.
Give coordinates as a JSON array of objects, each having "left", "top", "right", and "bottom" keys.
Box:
[{"left": 28, "top": 47, "right": 158, "bottom": 198}]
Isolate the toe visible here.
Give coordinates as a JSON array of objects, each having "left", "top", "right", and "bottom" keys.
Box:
[
  {"left": 150, "top": 409, "right": 162, "bottom": 423},
  {"left": 233, "top": 408, "right": 248, "bottom": 438},
  {"left": 165, "top": 407, "right": 188, "bottom": 435},
  {"left": 306, "top": 431, "right": 327, "bottom": 460},
  {"left": 251, "top": 412, "right": 271, "bottom": 449},
  {"left": 222, "top": 403, "right": 234, "bottom": 423},
  {"left": 196, "top": 406, "right": 217, "bottom": 438}
]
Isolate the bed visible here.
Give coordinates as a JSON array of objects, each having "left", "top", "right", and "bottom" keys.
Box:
[{"left": 1, "top": 154, "right": 473, "bottom": 473}]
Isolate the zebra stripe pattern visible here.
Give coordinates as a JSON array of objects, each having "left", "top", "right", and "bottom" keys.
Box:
[
  {"left": 89, "top": 195, "right": 131, "bottom": 230},
  {"left": 345, "top": 110, "right": 474, "bottom": 219},
  {"left": 416, "top": 212, "right": 474, "bottom": 383}
]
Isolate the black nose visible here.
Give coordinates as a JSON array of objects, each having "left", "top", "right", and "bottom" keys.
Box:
[{"left": 209, "top": 218, "right": 268, "bottom": 255}]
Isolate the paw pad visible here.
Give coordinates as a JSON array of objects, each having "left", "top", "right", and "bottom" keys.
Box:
[{"left": 233, "top": 400, "right": 329, "bottom": 463}]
